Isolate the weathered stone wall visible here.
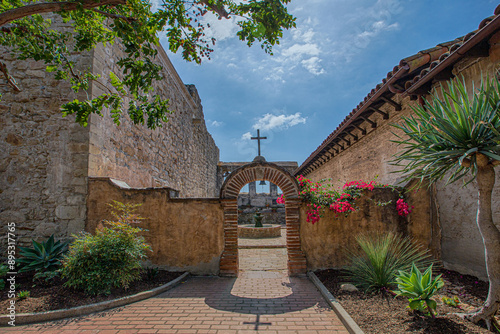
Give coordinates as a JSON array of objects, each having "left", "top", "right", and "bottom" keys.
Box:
[
  {"left": 302, "top": 57, "right": 499, "bottom": 279},
  {"left": 299, "top": 188, "right": 434, "bottom": 270},
  {"left": 88, "top": 43, "right": 219, "bottom": 197},
  {"left": 0, "top": 19, "right": 92, "bottom": 248},
  {"left": 87, "top": 178, "right": 224, "bottom": 275},
  {"left": 0, "top": 21, "right": 220, "bottom": 254}
]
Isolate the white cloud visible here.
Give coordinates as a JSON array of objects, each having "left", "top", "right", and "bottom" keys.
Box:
[
  {"left": 252, "top": 113, "right": 307, "bottom": 131},
  {"left": 282, "top": 43, "right": 321, "bottom": 60},
  {"left": 354, "top": 20, "right": 399, "bottom": 49},
  {"left": 301, "top": 57, "right": 325, "bottom": 75},
  {"left": 211, "top": 120, "right": 224, "bottom": 127},
  {"left": 241, "top": 132, "right": 252, "bottom": 140},
  {"left": 200, "top": 12, "right": 239, "bottom": 41}
]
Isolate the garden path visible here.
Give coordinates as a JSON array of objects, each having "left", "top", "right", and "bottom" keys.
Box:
[{"left": 4, "top": 230, "right": 348, "bottom": 333}]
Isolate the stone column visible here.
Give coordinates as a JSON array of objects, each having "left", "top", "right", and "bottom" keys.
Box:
[
  {"left": 219, "top": 199, "right": 239, "bottom": 276},
  {"left": 249, "top": 181, "right": 256, "bottom": 196},
  {"left": 270, "top": 183, "right": 278, "bottom": 196},
  {"left": 285, "top": 198, "right": 307, "bottom": 276}
]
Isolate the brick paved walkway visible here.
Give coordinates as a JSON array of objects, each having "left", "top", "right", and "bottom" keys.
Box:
[{"left": 3, "top": 234, "right": 349, "bottom": 333}]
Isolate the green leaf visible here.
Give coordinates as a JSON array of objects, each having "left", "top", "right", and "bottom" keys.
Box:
[{"left": 409, "top": 299, "right": 423, "bottom": 310}]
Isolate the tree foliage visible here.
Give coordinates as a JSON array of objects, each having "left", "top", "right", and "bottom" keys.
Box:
[{"left": 0, "top": 0, "right": 296, "bottom": 128}]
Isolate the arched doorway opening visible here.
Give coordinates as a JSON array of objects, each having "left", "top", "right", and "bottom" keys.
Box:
[{"left": 219, "top": 159, "right": 307, "bottom": 277}]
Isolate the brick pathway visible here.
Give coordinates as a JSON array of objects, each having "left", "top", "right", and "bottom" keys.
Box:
[{"left": 3, "top": 234, "right": 349, "bottom": 333}]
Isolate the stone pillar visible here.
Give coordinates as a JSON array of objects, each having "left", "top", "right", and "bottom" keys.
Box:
[
  {"left": 249, "top": 181, "right": 256, "bottom": 196},
  {"left": 219, "top": 199, "right": 239, "bottom": 276},
  {"left": 285, "top": 198, "right": 307, "bottom": 276},
  {"left": 270, "top": 183, "right": 278, "bottom": 196}
]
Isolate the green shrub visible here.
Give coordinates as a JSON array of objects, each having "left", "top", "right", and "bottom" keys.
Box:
[
  {"left": 394, "top": 263, "right": 444, "bottom": 317},
  {"left": 16, "top": 290, "right": 30, "bottom": 300},
  {"left": 17, "top": 235, "right": 69, "bottom": 278},
  {"left": 0, "top": 264, "right": 8, "bottom": 290},
  {"left": 60, "top": 201, "right": 151, "bottom": 295},
  {"left": 344, "top": 232, "right": 433, "bottom": 292}
]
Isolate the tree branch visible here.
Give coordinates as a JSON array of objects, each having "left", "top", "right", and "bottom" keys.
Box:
[
  {"left": 491, "top": 160, "right": 500, "bottom": 167},
  {"left": 0, "top": 0, "right": 127, "bottom": 27},
  {"left": 0, "top": 62, "right": 21, "bottom": 92},
  {"left": 197, "top": 0, "right": 229, "bottom": 19}
]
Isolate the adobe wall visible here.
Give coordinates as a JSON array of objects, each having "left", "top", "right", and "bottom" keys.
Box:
[
  {"left": 0, "top": 19, "right": 92, "bottom": 248},
  {"left": 88, "top": 43, "right": 219, "bottom": 197},
  {"left": 87, "top": 178, "right": 224, "bottom": 275},
  {"left": 303, "top": 57, "right": 499, "bottom": 279},
  {"left": 299, "top": 188, "right": 434, "bottom": 270}
]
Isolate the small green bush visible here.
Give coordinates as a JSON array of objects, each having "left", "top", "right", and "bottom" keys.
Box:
[
  {"left": 16, "top": 290, "right": 30, "bottom": 300},
  {"left": 60, "top": 201, "right": 151, "bottom": 295},
  {"left": 344, "top": 232, "right": 433, "bottom": 292}
]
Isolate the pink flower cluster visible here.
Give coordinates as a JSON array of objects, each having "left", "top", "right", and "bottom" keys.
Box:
[
  {"left": 306, "top": 203, "right": 321, "bottom": 224},
  {"left": 330, "top": 201, "right": 355, "bottom": 213},
  {"left": 276, "top": 194, "right": 286, "bottom": 204},
  {"left": 343, "top": 180, "right": 376, "bottom": 191},
  {"left": 396, "top": 198, "right": 414, "bottom": 217}
]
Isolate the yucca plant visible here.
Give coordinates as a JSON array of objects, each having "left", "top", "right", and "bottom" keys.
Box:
[
  {"left": 17, "top": 235, "right": 69, "bottom": 275},
  {"left": 394, "top": 263, "right": 444, "bottom": 317},
  {"left": 392, "top": 76, "right": 500, "bottom": 329},
  {"left": 344, "top": 232, "right": 433, "bottom": 292}
]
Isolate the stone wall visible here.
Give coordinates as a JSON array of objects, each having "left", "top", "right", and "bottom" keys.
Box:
[
  {"left": 0, "top": 19, "right": 92, "bottom": 248},
  {"left": 302, "top": 57, "right": 500, "bottom": 279},
  {"left": 0, "top": 21, "right": 220, "bottom": 252},
  {"left": 87, "top": 178, "right": 224, "bottom": 275},
  {"left": 299, "top": 188, "right": 434, "bottom": 270},
  {"left": 88, "top": 43, "right": 219, "bottom": 197}
]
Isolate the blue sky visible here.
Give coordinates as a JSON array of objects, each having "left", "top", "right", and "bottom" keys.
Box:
[{"left": 162, "top": 0, "right": 496, "bottom": 165}]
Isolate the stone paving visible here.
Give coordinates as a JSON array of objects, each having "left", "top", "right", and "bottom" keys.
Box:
[{"left": 3, "top": 233, "right": 349, "bottom": 333}]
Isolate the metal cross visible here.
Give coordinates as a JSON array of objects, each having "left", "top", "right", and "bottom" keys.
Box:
[
  {"left": 251, "top": 129, "right": 267, "bottom": 156},
  {"left": 243, "top": 314, "right": 272, "bottom": 330}
]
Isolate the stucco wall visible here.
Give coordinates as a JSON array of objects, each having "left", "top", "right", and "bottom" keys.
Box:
[
  {"left": 299, "top": 188, "right": 433, "bottom": 270},
  {"left": 88, "top": 43, "right": 219, "bottom": 197},
  {"left": 302, "top": 57, "right": 499, "bottom": 279},
  {"left": 86, "top": 178, "right": 224, "bottom": 275}
]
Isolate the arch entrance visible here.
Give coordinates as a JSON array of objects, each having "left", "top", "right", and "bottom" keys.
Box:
[{"left": 219, "top": 159, "right": 307, "bottom": 276}]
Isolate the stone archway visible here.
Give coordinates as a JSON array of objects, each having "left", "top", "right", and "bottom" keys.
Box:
[{"left": 219, "top": 159, "right": 307, "bottom": 276}]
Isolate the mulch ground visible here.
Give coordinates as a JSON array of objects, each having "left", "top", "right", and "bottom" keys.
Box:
[
  {"left": 0, "top": 270, "right": 182, "bottom": 314},
  {"left": 316, "top": 268, "right": 499, "bottom": 334}
]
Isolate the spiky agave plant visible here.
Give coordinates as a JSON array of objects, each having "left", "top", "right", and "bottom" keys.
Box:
[
  {"left": 344, "top": 232, "right": 433, "bottom": 293},
  {"left": 392, "top": 76, "right": 500, "bottom": 329}
]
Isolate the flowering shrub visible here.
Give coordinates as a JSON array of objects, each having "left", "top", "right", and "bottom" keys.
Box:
[
  {"left": 278, "top": 175, "right": 413, "bottom": 223},
  {"left": 276, "top": 194, "right": 286, "bottom": 204},
  {"left": 396, "top": 198, "right": 413, "bottom": 217}
]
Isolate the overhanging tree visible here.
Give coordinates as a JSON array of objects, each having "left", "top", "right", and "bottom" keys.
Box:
[
  {"left": 392, "top": 77, "right": 500, "bottom": 329},
  {"left": 0, "top": 0, "right": 295, "bottom": 128}
]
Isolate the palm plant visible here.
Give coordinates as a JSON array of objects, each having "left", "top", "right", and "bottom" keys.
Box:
[
  {"left": 392, "top": 76, "right": 500, "bottom": 329},
  {"left": 344, "top": 232, "right": 433, "bottom": 292}
]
